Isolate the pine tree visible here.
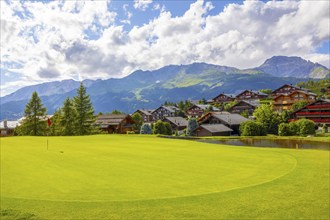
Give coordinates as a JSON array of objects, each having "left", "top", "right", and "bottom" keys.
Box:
[
  {"left": 132, "top": 112, "right": 143, "bottom": 132},
  {"left": 186, "top": 118, "right": 198, "bottom": 136},
  {"left": 49, "top": 109, "right": 62, "bottom": 136},
  {"left": 21, "top": 91, "right": 47, "bottom": 136},
  {"left": 60, "top": 97, "right": 76, "bottom": 136},
  {"left": 73, "top": 83, "right": 96, "bottom": 135}
]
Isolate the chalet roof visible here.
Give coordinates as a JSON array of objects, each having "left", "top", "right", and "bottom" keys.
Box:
[
  {"left": 232, "top": 100, "right": 260, "bottom": 108},
  {"left": 198, "top": 124, "right": 233, "bottom": 133},
  {"left": 154, "top": 105, "right": 179, "bottom": 113},
  {"left": 271, "top": 84, "right": 302, "bottom": 94},
  {"left": 164, "top": 117, "right": 188, "bottom": 127},
  {"left": 273, "top": 90, "right": 317, "bottom": 100},
  {"left": 0, "top": 120, "right": 20, "bottom": 129},
  {"left": 236, "top": 90, "right": 268, "bottom": 97},
  {"left": 96, "top": 114, "right": 131, "bottom": 126},
  {"left": 135, "top": 109, "right": 154, "bottom": 116},
  {"left": 212, "top": 112, "right": 249, "bottom": 125},
  {"left": 188, "top": 104, "right": 220, "bottom": 111},
  {"left": 212, "top": 93, "right": 234, "bottom": 100}
]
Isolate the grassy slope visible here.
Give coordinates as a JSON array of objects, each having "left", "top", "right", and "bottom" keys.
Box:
[{"left": 1, "top": 135, "right": 329, "bottom": 219}]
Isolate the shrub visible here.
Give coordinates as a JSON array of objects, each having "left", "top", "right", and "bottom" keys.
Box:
[
  {"left": 289, "top": 122, "right": 299, "bottom": 135},
  {"left": 153, "top": 121, "right": 172, "bottom": 135},
  {"left": 239, "top": 121, "right": 266, "bottom": 136},
  {"left": 278, "top": 123, "right": 291, "bottom": 136},
  {"left": 186, "top": 118, "right": 198, "bottom": 136},
  {"left": 140, "top": 123, "right": 152, "bottom": 134},
  {"left": 295, "top": 119, "right": 316, "bottom": 136},
  {"left": 253, "top": 104, "right": 280, "bottom": 135},
  {"left": 164, "top": 122, "right": 173, "bottom": 135}
]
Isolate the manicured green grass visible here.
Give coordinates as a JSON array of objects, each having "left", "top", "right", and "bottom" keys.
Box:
[{"left": 1, "top": 135, "right": 329, "bottom": 219}]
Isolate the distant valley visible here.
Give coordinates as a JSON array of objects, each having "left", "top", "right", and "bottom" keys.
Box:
[{"left": 1, "top": 56, "right": 329, "bottom": 120}]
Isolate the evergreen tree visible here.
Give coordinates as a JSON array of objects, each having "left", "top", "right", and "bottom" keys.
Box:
[
  {"left": 60, "top": 97, "right": 77, "bottom": 136},
  {"left": 186, "top": 118, "right": 198, "bottom": 136},
  {"left": 20, "top": 91, "right": 47, "bottom": 136},
  {"left": 73, "top": 83, "right": 96, "bottom": 135},
  {"left": 132, "top": 112, "right": 143, "bottom": 132},
  {"left": 111, "top": 110, "right": 125, "bottom": 114},
  {"left": 49, "top": 109, "right": 62, "bottom": 136},
  {"left": 140, "top": 123, "right": 152, "bottom": 134}
]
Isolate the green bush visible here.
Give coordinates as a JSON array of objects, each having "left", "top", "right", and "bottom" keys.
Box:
[
  {"left": 295, "top": 119, "right": 316, "bottom": 136},
  {"left": 289, "top": 122, "right": 299, "bottom": 135},
  {"left": 278, "top": 123, "right": 291, "bottom": 136},
  {"left": 239, "top": 121, "right": 266, "bottom": 136},
  {"left": 153, "top": 121, "right": 172, "bottom": 135}
]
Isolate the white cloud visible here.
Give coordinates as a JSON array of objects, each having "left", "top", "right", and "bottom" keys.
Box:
[
  {"left": 1, "top": 0, "right": 329, "bottom": 96},
  {"left": 134, "top": 0, "right": 153, "bottom": 11}
]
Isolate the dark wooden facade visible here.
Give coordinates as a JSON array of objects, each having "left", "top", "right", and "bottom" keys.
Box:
[
  {"left": 0, "top": 120, "right": 19, "bottom": 137},
  {"left": 271, "top": 84, "right": 303, "bottom": 97},
  {"left": 134, "top": 109, "right": 154, "bottom": 123},
  {"left": 195, "top": 124, "right": 232, "bottom": 136},
  {"left": 212, "top": 93, "right": 235, "bottom": 104},
  {"left": 291, "top": 100, "right": 330, "bottom": 126},
  {"left": 273, "top": 90, "right": 317, "bottom": 111},
  {"left": 163, "top": 117, "right": 188, "bottom": 131},
  {"left": 236, "top": 90, "right": 268, "bottom": 101},
  {"left": 96, "top": 114, "right": 135, "bottom": 134},
  {"left": 198, "top": 112, "right": 249, "bottom": 135},
  {"left": 230, "top": 100, "right": 259, "bottom": 115},
  {"left": 152, "top": 106, "right": 179, "bottom": 121},
  {"left": 186, "top": 104, "right": 219, "bottom": 118}
]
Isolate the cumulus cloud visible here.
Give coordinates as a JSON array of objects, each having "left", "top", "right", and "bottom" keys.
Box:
[
  {"left": 1, "top": 0, "right": 329, "bottom": 96},
  {"left": 134, "top": 0, "right": 153, "bottom": 11}
]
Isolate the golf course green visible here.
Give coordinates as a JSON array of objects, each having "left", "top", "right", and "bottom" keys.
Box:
[{"left": 1, "top": 135, "right": 329, "bottom": 219}]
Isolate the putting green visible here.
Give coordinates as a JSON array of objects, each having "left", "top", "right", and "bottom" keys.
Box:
[{"left": 1, "top": 135, "right": 296, "bottom": 202}]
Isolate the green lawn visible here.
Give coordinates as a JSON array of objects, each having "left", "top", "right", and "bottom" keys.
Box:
[{"left": 0, "top": 135, "right": 329, "bottom": 219}]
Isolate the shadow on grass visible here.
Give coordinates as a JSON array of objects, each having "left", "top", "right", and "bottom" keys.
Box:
[{"left": 0, "top": 209, "right": 37, "bottom": 220}]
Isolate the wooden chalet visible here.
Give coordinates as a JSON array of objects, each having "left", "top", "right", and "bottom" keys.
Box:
[
  {"left": 163, "top": 116, "right": 188, "bottom": 132},
  {"left": 273, "top": 90, "right": 317, "bottom": 111},
  {"left": 152, "top": 105, "right": 180, "bottom": 121},
  {"left": 198, "top": 112, "right": 249, "bottom": 135},
  {"left": 134, "top": 109, "right": 154, "bottom": 123},
  {"left": 236, "top": 90, "right": 268, "bottom": 101},
  {"left": 195, "top": 124, "right": 233, "bottom": 136},
  {"left": 230, "top": 100, "right": 260, "bottom": 115},
  {"left": 186, "top": 104, "right": 220, "bottom": 118},
  {"left": 291, "top": 99, "right": 330, "bottom": 126},
  {"left": 211, "top": 93, "right": 235, "bottom": 104},
  {"left": 96, "top": 114, "right": 135, "bottom": 134},
  {"left": 0, "top": 120, "right": 19, "bottom": 136},
  {"left": 271, "top": 84, "right": 307, "bottom": 97}
]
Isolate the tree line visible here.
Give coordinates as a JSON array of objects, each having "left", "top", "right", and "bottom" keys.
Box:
[{"left": 15, "top": 83, "right": 97, "bottom": 136}]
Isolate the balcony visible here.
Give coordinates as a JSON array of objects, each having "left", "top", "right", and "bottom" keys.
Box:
[
  {"left": 307, "top": 104, "right": 330, "bottom": 109},
  {"left": 296, "top": 112, "right": 330, "bottom": 116}
]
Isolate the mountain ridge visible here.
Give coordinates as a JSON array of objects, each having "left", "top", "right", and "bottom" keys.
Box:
[{"left": 1, "top": 56, "right": 329, "bottom": 120}]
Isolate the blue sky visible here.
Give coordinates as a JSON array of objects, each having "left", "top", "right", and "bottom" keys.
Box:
[{"left": 1, "top": 0, "right": 329, "bottom": 96}]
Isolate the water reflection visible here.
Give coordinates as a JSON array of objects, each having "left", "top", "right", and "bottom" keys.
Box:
[{"left": 197, "top": 138, "right": 330, "bottom": 150}]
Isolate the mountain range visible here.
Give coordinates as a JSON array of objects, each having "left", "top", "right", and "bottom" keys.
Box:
[{"left": 1, "top": 56, "right": 329, "bottom": 120}]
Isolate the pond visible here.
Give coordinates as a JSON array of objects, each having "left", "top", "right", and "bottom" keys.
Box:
[{"left": 197, "top": 138, "right": 330, "bottom": 150}]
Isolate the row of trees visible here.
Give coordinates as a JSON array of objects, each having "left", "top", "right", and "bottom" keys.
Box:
[
  {"left": 239, "top": 104, "right": 316, "bottom": 136},
  {"left": 15, "top": 83, "right": 97, "bottom": 136}
]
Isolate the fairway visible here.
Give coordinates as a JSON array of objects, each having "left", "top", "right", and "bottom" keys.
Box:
[{"left": 1, "top": 135, "right": 329, "bottom": 219}]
